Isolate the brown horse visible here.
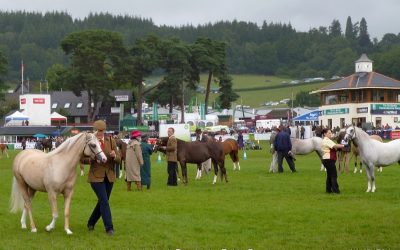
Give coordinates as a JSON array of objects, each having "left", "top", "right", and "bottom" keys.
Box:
[
  {"left": 0, "top": 143, "right": 9, "bottom": 158},
  {"left": 221, "top": 138, "right": 240, "bottom": 171},
  {"left": 156, "top": 137, "right": 227, "bottom": 184},
  {"left": 114, "top": 137, "right": 127, "bottom": 178}
]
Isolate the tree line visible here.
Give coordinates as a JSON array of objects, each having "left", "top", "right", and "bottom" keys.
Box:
[{"left": 1, "top": 11, "right": 400, "bottom": 120}]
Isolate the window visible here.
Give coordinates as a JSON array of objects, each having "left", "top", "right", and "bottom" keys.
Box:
[
  {"left": 375, "top": 117, "right": 382, "bottom": 128},
  {"left": 339, "top": 92, "right": 348, "bottom": 103},
  {"left": 76, "top": 103, "right": 83, "bottom": 108},
  {"left": 372, "top": 90, "right": 384, "bottom": 102},
  {"left": 389, "top": 91, "right": 400, "bottom": 102},
  {"left": 64, "top": 103, "right": 70, "bottom": 108},
  {"left": 325, "top": 94, "right": 338, "bottom": 105},
  {"left": 340, "top": 118, "right": 345, "bottom": 128},
  {"left": 52, "top": 103, "right": 58, "bottom": 109}
]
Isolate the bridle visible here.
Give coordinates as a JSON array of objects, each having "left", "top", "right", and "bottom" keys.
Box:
[
  {"left": 344, "top": 126, "right": 356, "bottom": 142},
  {"left": 83, "top": 133, "right": 105, "bottom": 160}
]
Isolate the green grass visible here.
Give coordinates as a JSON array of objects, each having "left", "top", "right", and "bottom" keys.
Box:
[{"left": 1, "top": 143, "right": 399, "bottom": 249}]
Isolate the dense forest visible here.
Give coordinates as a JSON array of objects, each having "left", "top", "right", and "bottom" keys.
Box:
[{"left": 1, "top": 11, "right": 400, "bottom": 83}]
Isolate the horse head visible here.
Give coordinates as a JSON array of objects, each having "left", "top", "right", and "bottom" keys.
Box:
[
  {"left": 83, "top": 133, "right": 107, "bottom": 163},
  {"left": 344, "top": 126, "right": 356, "bottom": 142},
  {"left": 153, "top": 137, "right": 168, "bottom": 153}
]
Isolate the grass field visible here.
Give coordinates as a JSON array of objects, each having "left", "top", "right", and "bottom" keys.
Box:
[{"left": 0, "top": 142, "right": 399, "bottom": 249}]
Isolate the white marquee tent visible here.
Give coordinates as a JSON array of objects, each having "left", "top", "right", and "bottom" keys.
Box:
[
  {"left": 50, "top": 111, "right": 67, "bottom": 125},
  {"left": 5, "top": 111, "right": 30, "bottom": 126}
]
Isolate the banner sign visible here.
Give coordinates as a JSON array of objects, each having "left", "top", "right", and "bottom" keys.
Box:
[
  {"left": 357, "top": 107, "right": 368, "bottom": 113},
  {"left": 143, "top": 114, "right": 172, "bottom": 120},
  {"left": 33, "top": 98, "right": 45, "bottom": 104},
  {"left": 371, "top": 104, "right": 400, "bottom": 115},
  {"left": 322, "top": 108, "right": 349, "bottom": 115}
]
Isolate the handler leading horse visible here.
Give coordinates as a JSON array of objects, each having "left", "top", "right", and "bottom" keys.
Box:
[
  {"left": 10, "top": 132, "right": 107, "bottom": 234},
  {"left": 157, "top": 137, "right": 227, "bottom": 184}
]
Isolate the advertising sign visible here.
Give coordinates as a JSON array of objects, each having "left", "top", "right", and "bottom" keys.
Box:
[
  {"left": 322, "top": 108, "right": 349, "bottom": 115},
  {"left": 33, "top": 98, "right": 45, "bottom": 104},
  {"left": 159, "top": 124, "right": 191, "bottom": 141},
  {"left": 371, "top": 104, "right": 400, "bottom": 115}
]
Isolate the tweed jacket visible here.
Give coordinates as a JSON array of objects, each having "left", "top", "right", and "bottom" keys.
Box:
[
  {"left": 166, "top": 135, "right": 177, "bottom": 162},
  {"left": 87, "top": 136, "right": 121, "bottom": 183}
]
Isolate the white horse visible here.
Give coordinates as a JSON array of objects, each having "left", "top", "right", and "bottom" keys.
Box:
[
  {"left": 344, "top": 126, "right": 400, "bottom": 192},
  {"left": 291, "top": 137, "right": 325, "bottom": 171},
  {"left": 10, "top": 132, "right": 107, "bottom": 234}
]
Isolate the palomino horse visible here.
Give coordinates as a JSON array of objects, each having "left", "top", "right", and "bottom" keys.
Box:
[
  {"left": 221, "top": 138, "right": 240, "bottom": 171},
  {"left": 10, "top": 132, "right": 107, "bottom": 234},
  {"left": 336, "top": 131, "right": 383, "bottom": 173},
  {"left": 0, "top": 143, "right": 9, "bottom": 158},
  {"left": 156, "top": 137, "right": 227, "bottom": 184},
  {"left": 344, "top": 126, "right": 400, "bottom": 192},
  {"left": 291, "top": 137, "right": 325, "bottom": 170}
]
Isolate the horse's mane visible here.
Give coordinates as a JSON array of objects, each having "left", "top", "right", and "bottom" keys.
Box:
[{"left": 48, "top": 133, "right": 86, "bottom": 156}]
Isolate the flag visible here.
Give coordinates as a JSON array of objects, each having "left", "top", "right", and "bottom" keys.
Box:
[
  {"left": 152, "top": 102, "right": 158, "bottom": 121},
  {"left": 21, "top": 60, "right": 24, "bottom": 94},
  {"left": 188, "top": 98, "right": 193, "bottom": 113},
  {"left": 200, "top": 103, "right": 206, "bottom": 120}
]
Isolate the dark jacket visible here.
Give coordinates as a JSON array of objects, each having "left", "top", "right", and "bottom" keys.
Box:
[{"left": 274, "top": 131, "right": 292, "bottom": 152}]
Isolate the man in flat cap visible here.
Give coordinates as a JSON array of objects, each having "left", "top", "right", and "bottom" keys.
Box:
[{"left": 87, "top": 120, "right": 121, "bottom": 236}]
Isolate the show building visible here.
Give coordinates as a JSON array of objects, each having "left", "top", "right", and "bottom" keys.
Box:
[{"left": 312, "top": 54, "right": 400, "bottom": 130}]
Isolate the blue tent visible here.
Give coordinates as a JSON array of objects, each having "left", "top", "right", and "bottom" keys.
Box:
[{"left": 293, "top": 110, "right": 320, "bottom": 121}]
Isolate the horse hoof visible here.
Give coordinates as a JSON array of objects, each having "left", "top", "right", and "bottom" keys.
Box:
[
  {"left": 31, "top": 228, "right": 37, "bottom": 233},
  {"left": 21, "top": 224, "right": 27, "bottom": 229},
  {"left": 65, "top": 229, "right": 73, "bottom": 235},
  {"left": 45, "top": 225, "right": 53, "bottom": 232}
]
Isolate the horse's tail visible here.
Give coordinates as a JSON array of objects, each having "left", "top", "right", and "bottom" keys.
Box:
[{"left": 10, "top": 177, "right": 24, "bottom": 213}]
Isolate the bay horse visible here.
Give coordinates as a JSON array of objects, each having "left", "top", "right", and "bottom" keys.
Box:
[
  {"left": 221, "top": 138, "right": 240, "bottom": 171},
  {"left": 290, "top": 137, "right": 325, "bottom": 171},
  {"left": 344, "top": 126, "right": 400, "bottom": 192},
  {"left": 156, "top": 137, "right": 227, "bottom": 184},
  {"left": 10, "top": 132, "right": 107, "bottom": 234},
  {"left": 114, "top": 137, "right": 127, "bottom": 178},
  {"left": 41, "top": 138, "right": 53, "bottom": 152},
  {"left": 0, "top": 143, "right": 9, "bottom": 158}
]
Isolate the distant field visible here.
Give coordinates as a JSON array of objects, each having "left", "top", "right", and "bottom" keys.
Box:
[{"left": 200, "top": 74, "right": 331, "bottom": 108}]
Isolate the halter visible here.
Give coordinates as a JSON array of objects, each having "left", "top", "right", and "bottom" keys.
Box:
[
  {"left": 83, "top": 134, "right": 105, "bottom": 160},
  {"left": 344, "top": 126, "right": 356, "bottom": 141}
]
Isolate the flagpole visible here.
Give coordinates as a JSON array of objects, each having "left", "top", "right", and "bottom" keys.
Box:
[{"left": 21, "top": 60, "right": 24, "bottom": 94}]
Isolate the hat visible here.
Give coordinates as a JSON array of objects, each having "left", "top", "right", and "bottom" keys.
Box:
[
  {"left": 131, "top": 130, "right": 141, "bottom": 138},
  {"left": 93, "top": 120, "right": 106, "bottom": 131}
]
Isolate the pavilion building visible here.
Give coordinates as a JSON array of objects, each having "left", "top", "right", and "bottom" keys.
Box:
[{"left": 311, "top": 54, "right": 400, "bottom": 129}]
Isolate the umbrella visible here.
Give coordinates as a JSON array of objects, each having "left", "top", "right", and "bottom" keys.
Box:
[{"left": 33, "top": 133, "right": 47, "bottom": 138}]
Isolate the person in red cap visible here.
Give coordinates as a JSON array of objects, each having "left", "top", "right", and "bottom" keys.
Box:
[{"left": 125, "top": 130, "right": 144, "bottom": 191}]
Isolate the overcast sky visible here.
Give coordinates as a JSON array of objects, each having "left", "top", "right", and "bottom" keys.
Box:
[{"left": 2, "top": 0, "right": 398, "bottom": 40}]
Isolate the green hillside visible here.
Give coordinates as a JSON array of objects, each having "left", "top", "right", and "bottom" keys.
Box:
[{"left": 200, "top": 74, "right": 331, "bottom": 108}]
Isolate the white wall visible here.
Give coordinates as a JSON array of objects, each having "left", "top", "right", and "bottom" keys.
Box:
[{"left": 20, "top": 94, "right": 51, "bottom": 126}]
